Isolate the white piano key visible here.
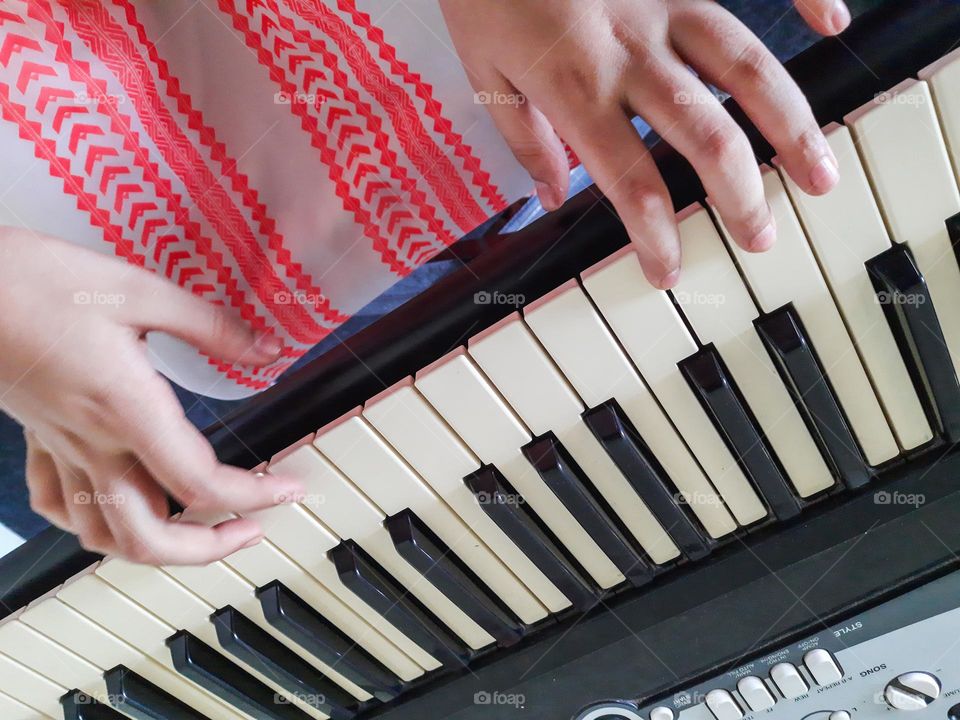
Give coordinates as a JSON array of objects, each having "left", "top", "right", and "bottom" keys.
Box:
[
  {"left": 415, "top": 350, "right": 626, "bottom": 588},
  {"left": 581, "top": 250, "right": 767, "bottom": 526},
  {"left": 466, "top": 315, "right": 681, "bottom": 564},
  {"left": 780, "top": 123, "right": 932, "bottom": 451},
  {"left": 0, "top": 652, "right": 65, "bottom": 719},
  {"left": 849, "top": 77, "right": 960, "bottom": 381},
  {"left": 715, "top": 166, "right": 899, "bottom": 466},
  {"left": 673, "top": 204, "right": 835, "bottom": 497},
  {"left": 0, "top": 690, "right": 50, "bottom": 720},
  {"left": 920, "top": 48, "right": 960, "bottom": 182},
  {"left": 271, "top": 442, "right": 495, "bottom": 650},
  {"left": 523, "top": 280, "right": 737, "bottom": 537},
  {"left": 20, "top": 596, "right": 243, "bottom": 720},
  {"left": 363, "top": 381, "right": 572, "bottom": 613},
  {"left": 241, "top": 496, "right": 438, "bottom": 673},
  {"left": 0, "top": 615, "right": 120, "bottom": 714},
  {"left": 163, "top": 557, "right": 370, "bottom": 700},
  {"left": 93, "top": 559, "right": 329, "bottom": 720},
  {"left": 313, "top": 414, "right": 548, "bottom": 624}
]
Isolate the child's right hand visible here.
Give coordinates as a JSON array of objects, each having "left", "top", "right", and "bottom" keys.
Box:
[{"left": 0, "top": 226, "right": 303, "bottom": 564}]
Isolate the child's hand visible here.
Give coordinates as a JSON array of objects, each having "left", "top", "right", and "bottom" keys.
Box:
[
  {"left": 441, "top": 0, "right": 850, "bottom": 287},
  {"left": 0, "top": 227, "right": 303, "bottom": 564}
]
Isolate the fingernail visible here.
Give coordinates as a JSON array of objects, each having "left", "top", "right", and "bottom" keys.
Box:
[
  {"left": 535, "top": 181, "right": 564, "bottom": 211},
  {"left": 658, "top": 268, "right": 680, "bottom": 290},
  {"left": 242, "top": 534, "right": 264, "bottom": 549},
  {"left": 254, "top": 332, "right": 282, "bottom": 357},
  {"left": 809, "top": 155, "right": 840, "bottom": 194},
  {"left": 831, "top": 1, "right": 851, "bottom": 34},
  {"left": 748, "top": 221, "right": 776, "bottom": 252}
]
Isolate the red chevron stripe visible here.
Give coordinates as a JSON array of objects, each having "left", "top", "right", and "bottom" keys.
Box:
[
  {"left": 36, "top": 85, "right": 72, "bottom": 112},
  {"left": 217, "top": 0, "right": 411, "bottom": 275},
  {"left": 110, "top": 0, "right": 348, "bottom": 329},
  {"left": 0, "top": 70, "right": 277, "bottom": 392},
  {"left": 337, "top": 0, "right": 506, "bottom": 214},
  {"left": 55, "top": 0, "right": 339, "bottom": 342},
  {"left": 83, "top": 144, "right": 118, "bottom": 175},
  {"left": 26, "top": 4, "right": 299, "bottom": 354},
  {"left": 0, "top": 32, "right": 40, "bottom": 65},
  {"left": 53, "top": 102, "right": 86, "bottom": 132},
  {"left": 17, "top": 60, "right": 56, "bottom": 93}
]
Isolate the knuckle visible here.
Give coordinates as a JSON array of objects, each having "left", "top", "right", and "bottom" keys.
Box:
[
  {"left": 696, "top": 120, "right": 750, "bottom": 165},
  {"left": 733, "top": 43, "right": 778, "bottom": 88},
  {"left": 552, "top": 65, "right": 604, "bottom": 104},
  {"left": 509, "top": 139, "right": 553, "bottom": 169},
  {"left": 616, "top": 176, "right": 668, "bottom": 225}
]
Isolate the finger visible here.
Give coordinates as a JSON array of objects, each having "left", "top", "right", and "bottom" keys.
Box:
[
  {"left": 792, "top": 0, "right": 850, "bottom": 36},
  {"left": 125, "top": 375, "right": 304, "bottom": 513},
  {"left": 97, "top": 455, "right": 264, "bottom": 565},
  {"left": 558, "top": 111, "right": 680, "bottom": 287},
  {"left": 671, "top": 5, "right": 839, "bottom": 197},
  {"left": 626, "top": 59, "right": 774, "bottom": 252},
  {"left": 476, "top": 74, "right": 569, "bottom": 210},
  {"left": 127, "top": 273, "right": 282, "bottom": 366},
  {"left": 24, "top": 431, "right": 70, "bottom": 529},
  {"left": 55, "top": 459, "right": 116, "bottom": 554}
]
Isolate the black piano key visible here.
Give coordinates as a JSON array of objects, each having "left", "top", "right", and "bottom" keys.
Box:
[
  {"left": 463, "top": 465, "right": 600, "bottom": 612},
  {"left": 166, "top": 629, "right": 311, "bottom": 720},
  {"left": 102, "top": 665, "right": 210, "bottom": 720},
  {"left": 521, "top": 433, "right": 653, "bottom": 587},
  {"left": 384, "top": 510, "right": 525, "bottom": 647},
  {"left": 755, "top": 305, "right": 872, "bottom": 489},
  {"left": 61, "top": 690, "right": 127, "bottom": 720},
  {"left": 258, "top": 580, "right": 404, "bottom": 702},
  {"left": 211, "top": 606, "right": 357, "bottom": 720},
  {"left": 679, "top": 346, "right": 801, "bottom": 520},
  {"left": 326, "top": 541, "right": 471, "bottom": 668},
  {"left": 868, "top": 241, "right": 960, "bottom": 442},
  {"left": 583, "top": 400, "right": 713, "bottom": 561}
]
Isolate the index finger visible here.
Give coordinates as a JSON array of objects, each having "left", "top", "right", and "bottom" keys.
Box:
[
  {"left": 560, "top": 110, "right": 681, "bottom": 288},
  {"left": 116, "top": 373, "right": 303, "bottom": 513},
  {"left": 97, "top": 456, "right": 264, "bottom": 565}
]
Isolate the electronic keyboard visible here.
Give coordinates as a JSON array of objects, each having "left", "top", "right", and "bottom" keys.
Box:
[{"left": 4, "top": 2, "right": 960, "bottom": 719}]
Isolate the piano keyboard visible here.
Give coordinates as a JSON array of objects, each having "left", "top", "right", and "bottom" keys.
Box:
[{"left": 7, "top": 34, "right": 960, "bottom": 720}]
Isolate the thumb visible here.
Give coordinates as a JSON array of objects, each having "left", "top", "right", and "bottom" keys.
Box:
[
  {"left": 478, "top": 78, "right": 570, "bottom": 210},
  {"left": 794, "top": 0, "right": 850, "bottom": 36},
  {"left": 129, "top": 274, "right": 283, "bottom": 366}
]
